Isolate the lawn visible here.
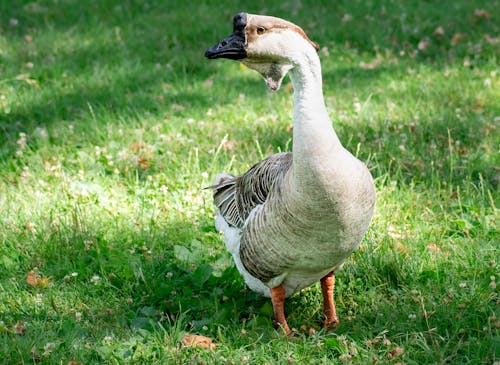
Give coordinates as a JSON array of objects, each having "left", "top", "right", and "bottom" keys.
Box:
[{"left": 0, "top": 0, "right": 498, "bottom": 364}]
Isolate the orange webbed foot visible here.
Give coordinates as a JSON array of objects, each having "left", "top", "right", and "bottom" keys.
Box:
[
  {"left": 321, "top": 271, "right": 339, "bottom": 331},
  {"left": 270, "top": 285, "right": 291, "bottom": 336}
]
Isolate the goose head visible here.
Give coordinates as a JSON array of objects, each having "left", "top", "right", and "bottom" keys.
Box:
[{"left": 205, "top": 12, "right": 319, "bottom": 90}]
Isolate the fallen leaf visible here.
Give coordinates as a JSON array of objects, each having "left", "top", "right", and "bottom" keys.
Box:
[
  {"left": 490, "top": 316, "right": 500, "bottom": 329},
  {"left": 13, "top": 321, "right": 26, "bottom": 335},
  {"left": 68, "top": 360, "right": 83, "bottom": 365},
  {"left": 222, "top": 139, "right": 237, "bottom": 151},
  {"left": 26, "top": 270, "right": 38, "bottom": 286},
  {"left": 418, "top": 39, "right": 431, "bottom": 52},
  {"left": 395, "top": 242, "right": 410, "bottom": 254},
  {"left": 360, "top": 59, "right": 380, "bottom": 70},
  {"left": 451, "top": 33, "right": 467, "bottom": 46},
  {"left": 426, "top": 242, "right": 441, "bottom": 253},
  {"left": 484, "top": 34, "right": 499, "bottom": 45},
  {"left": 387, "top": 225, "right": 404, "bottom": 239},
  {"left": 15, "top": 73, "right": 39, "bottom": 87},
  {"left": 30, "top": 347, "right": 42, "bottom": 362},
  {"left": 181, "top": 333, "right": 218, "bottom": 350},
  {"left": 474, "top": 8, "right": 491, "bottom": 20},
  {"left": 203, "top": 79, "right": 213, "bottom": 88},
  {"left": 26, "top": 270, "right": 51, "bottom": 288},
  {"left": 138, "top": 157, "right": 149, "bottom": 170},
  {"left": 433, "top": 26, "right": 445, "bottom": 37},
  {"left": 171, "top": 103, "right": 185, "bottom": 111},
  {"left": 387, "top": 346, "right": 404, "bottom": 359}
]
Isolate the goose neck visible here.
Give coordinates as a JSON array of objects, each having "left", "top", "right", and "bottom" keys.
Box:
[
  {"left": 288, "top": 52, "right": 341, "bottom": 188},
  {"left": 289, "top": 54, "right": 325, "bottom": 110}
]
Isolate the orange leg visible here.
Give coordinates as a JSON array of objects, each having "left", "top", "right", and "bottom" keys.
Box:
[
  {"left": 320, "top": 271, "right": 339, "bottom": 329},
  {"left": 270, "top": 285, "right": 291, "bottom": 335}
]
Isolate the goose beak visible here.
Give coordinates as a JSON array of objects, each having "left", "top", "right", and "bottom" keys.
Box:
[
  {"left": 205, "top": 12, "right": 247, "bottom": 60},
  {"left": 205, "top": 33, "right": 247, "bottom": 59}
]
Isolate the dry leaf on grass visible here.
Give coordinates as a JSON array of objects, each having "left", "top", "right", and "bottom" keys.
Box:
[
  {"left": 30, "top": 348, "right": 42, "bottom": 362},
  {"left": 418, "top": 39, "right": 431, "bottom": 52},
  {"left": 451, "top": 33, "right": 467, "bottom": 46},
  {"left": 484, "top": 34, "right": 499, "bottom": 45},
  {"left": 68, "top": 360, "right": 83, "bottom": 365},
  {"left": 203, "top": 79, "right": 214, "bottom": 88},
  {"left": 222, "top": 139, "right": 237, "bottom": 151},
  {"left": 387, "top": 346, "right": 404, "bottom": 359},
  {"left": 433, "top": 26, "right": 445, "bottom": 37},
  {"left": 474, "top": 9, "right": 491, "bottom": 20},
  {"left": 26, "top": 270, "right": 51, "bottom": 288},
  {"left": 12, "top": 321, "right": 26, "bottom": 335},
  {"left": 360, "top": 59, "right": 381, "bottom": 70},
  {"left": 181, "top": 333, "right": 218, "bottom": 350}
]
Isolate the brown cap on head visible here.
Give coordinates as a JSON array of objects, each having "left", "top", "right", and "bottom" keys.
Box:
[{"left": 245, "top": 13, "right": 319, "bottom": 52}]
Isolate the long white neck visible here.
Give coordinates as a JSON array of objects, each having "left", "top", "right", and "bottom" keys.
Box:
[{"left": 288, "top": 48, "right": 342, "bottom": 189}]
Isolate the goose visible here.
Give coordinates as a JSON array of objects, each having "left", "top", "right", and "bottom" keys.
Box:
[{"left": 205, "top": 12, "right": 375, "bottom": 335}]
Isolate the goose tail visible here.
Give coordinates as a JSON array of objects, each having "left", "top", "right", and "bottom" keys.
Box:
[{"left": 209, "top": 174, "right": 242, "bottom": 229}]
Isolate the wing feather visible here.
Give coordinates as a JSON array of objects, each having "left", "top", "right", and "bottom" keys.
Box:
[{"left": 211, "top": 152, "right": 293, "bottom": 229}]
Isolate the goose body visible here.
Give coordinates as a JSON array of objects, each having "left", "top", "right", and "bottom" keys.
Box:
[{"left": 205, "top": 13, "right": 375, "bottom": 333}]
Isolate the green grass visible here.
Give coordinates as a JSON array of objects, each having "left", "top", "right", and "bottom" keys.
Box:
[{"left": 0, "top": 0, "right": 498, "bottom": 363}]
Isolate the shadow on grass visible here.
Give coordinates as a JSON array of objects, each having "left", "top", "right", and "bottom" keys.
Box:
[
  {"left": 0, "top": 213, "right": 421, "bottom": 336},
  {"left": 1, "top": 0, "right": 497, "bottom": 192},
  {"left": 1, "top": 0, "right": 497, "bottom": 129}
]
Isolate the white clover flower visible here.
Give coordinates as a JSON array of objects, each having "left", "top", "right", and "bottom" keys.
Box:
[
  {"left": 16, "top": 132, "right": 27, "bottom": 149},
  {"left": 353, "top": 101, "right": 361, "bottom": 113},
  {"left": 338, "top": 353, "right": 352, "bottom": 361},
  {"left": 43, "top": 342, "right": 56, "bottom": 356},
  {"left": 34, "top": 127, "right": 48, "bottom": 139},
  {"left": 118, "top": 149, "right": 128, "bottom": 160}
]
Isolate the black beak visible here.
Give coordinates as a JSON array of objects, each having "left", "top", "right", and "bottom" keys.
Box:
[
  {"left": 205, "top": 12, "right": 247, "bottom": 60},
  {"left": 205, "top": 33, "right": 247, "bottom": 59}
]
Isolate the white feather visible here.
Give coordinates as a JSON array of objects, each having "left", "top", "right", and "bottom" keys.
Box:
[{"left": 215, "top": 211, "right": 271, "bottom": 297}]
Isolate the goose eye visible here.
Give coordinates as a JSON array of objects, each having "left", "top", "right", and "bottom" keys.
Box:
[{"left": 256, "top": 27, "right": 265, "bottom": 35}]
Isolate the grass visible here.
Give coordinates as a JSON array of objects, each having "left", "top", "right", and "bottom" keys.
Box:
[{"left": 0, "top": 0, "right": 498, "bottom": 363}]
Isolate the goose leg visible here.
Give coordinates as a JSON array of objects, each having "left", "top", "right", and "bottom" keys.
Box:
[
  {"left": 320, "top": 271, "right": 339, "bottom": 329},
  {"left": 270, "top": 285, "right": 291, "bottom": 335}
]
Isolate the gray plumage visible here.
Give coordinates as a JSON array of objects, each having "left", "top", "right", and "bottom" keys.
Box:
[
  {"left": 207, "top": 12, "right": 376, "bottom": 298},
  {"left": 212, "top": 152, "right": 292, "bottom": 229}
]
